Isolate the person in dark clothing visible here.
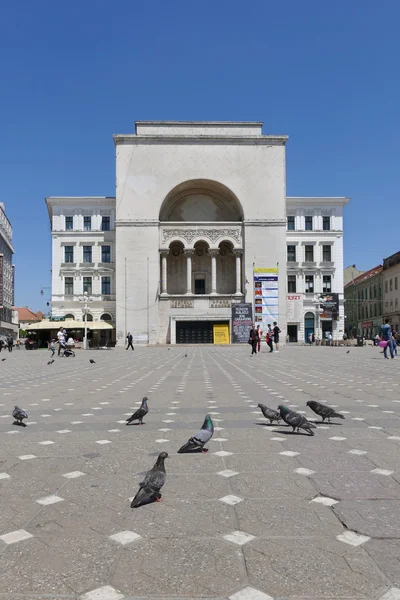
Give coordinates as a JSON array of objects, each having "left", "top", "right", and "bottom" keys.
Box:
[
  {"left": 266, "top": 324, "right": 273, "bottom": 353},
  {"left": 249, "top": 325, "right": 259, "bottom": 356},
  {"left": 272, "top": 321, "right": 281, "bottom": 353},
  {"left": 7, "top": 336, "right": 13, "bottom": 352},
  {"left": 126, "top": 332, "right": 134, "bottom": 350}
]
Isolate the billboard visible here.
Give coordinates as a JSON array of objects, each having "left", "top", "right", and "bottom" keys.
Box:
[
  {"left": 231, "top": 303, "right": 253, "bottom": 343},
  {"left": 319, "top": 293, "right": 339, "bottom": 320},
  {"left": 254, "top": 268, "right": 279, "bottom": 325}
]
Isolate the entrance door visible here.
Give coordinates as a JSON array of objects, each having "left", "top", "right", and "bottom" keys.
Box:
[
  {"left": 304, "top": 312, "right": 315, "bottom": 342},
  {"left": 176, "top": 321, "right": 213, "bottom": 344},
  {"left": 287, "top": 324, "right": 297, "bottom": 343}
]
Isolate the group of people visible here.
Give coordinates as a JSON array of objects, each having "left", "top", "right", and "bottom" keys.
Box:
[
  {"left": 0, "top": 336, "right": 16, "bottom": 352},
  {"left": 249, "top": 322, "right": 281, "bottom": 355}
]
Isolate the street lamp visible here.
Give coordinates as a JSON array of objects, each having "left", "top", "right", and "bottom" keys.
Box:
[
  {"left": 78, "top": 291, "right": 93, "bottom": 350},
  {"left": 313, "top": 296, "right": 324, "bottom": 341}
]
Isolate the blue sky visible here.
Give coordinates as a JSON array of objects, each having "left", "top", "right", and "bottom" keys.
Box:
[{"left": 1, "top": 0, "right": 399, "bottom": 310}]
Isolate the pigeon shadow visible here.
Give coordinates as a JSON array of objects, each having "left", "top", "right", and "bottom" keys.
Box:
[
  {"left": 315, "top": 420, "right": 343, "bottom": 425},
  {"left": 126, "top": 422, "right": 145, "bottom": 426},
  {"left": 177, "top": 448, "right": 209, "bottom": 454},
  {"left": 13, "top": 421, "right": 27, "bottom": 427},
  {"left": 254, "top": 422, "right": 281, "bottom": 427},
  {"left": 274, "top": 428, "right": 315, "bottom": 437}
]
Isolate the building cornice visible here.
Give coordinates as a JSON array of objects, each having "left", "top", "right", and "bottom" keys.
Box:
[
  {"left": 113, "top": 134, "right": 288, "bottom": 146},
  {"left": 286, "top": 196, "right": 350, "bottom": 206}
]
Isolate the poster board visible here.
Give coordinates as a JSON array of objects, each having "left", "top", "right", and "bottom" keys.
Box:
[
  {"left": 254, "top": 268, "right": 279, "bottom": 325},
  {"left": 213, "top": 323, "right": 230, "bottom": 344},
  {"left": 231, "top": 303, "right": 253, "bottom": 343}
]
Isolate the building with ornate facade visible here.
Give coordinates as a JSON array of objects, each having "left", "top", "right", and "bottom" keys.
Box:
[
  {"left": 46, "top": 121, "right": 349, "bottom": 344},
  {"left": 344, "top": 265, "right": 383, "bottom": 338},
  {"left": 0, "top": 203, "right": 18, "bottom": 341},
  {"left": 383, "top": 250, "right": 400, "bottom": 332}
]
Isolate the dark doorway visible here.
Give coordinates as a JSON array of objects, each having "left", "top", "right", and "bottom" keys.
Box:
[
  {"left": 194, "top": 279, "right": 206, "bottom": 294},
  {"left": 287, "top": 324, "right": 298, "bottom": 343},
  {"left": 176, "top": 321, "right": 213, "bottom": 344}
]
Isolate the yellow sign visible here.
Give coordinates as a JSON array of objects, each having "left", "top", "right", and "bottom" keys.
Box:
[
  {"left": 253, "top": 267, "right": 278, "bottom": 274},
  {"left": 213, "top": 324, "right": 230, "bottom": 344}
]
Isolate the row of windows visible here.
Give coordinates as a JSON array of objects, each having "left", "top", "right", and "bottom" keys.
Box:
[
  {"left": 287, "top": 245, "right": 332, "bottom": 263},
  {"left": 65, "top": 216, "right": 111, "bottom": 231},
  {"left": 357, "top": 284, "right": 382, "bottom": 301},
  {"left": 64, "top": 245, "right": 111, "bottom": 263},
  {"left": 385, "top": 278, "right": 399, "bottom": 293},
  {"left": 287, "top": 215, "right": 331, "bottom": 231},
  {"left": 64, "top": 276, "right": 111, "bottom": 295},
  {"left": 287, "top": 274, "right": 332, "bottom": 294}
]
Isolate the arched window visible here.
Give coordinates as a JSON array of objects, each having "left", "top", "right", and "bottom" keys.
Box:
[
  {"left": 85, "top": 313, "right": 93, "bottom": 322},
  {"left": 101, "top": 313, "right": 112, "bottom": 321},
  {"left": 65, "top": 314, "right": 75, "bottom": 320}
]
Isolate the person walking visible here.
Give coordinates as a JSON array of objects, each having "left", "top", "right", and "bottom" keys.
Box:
[
  {"left": 7, "top": 335, "right": 13, "bottom": 352},
  {"left": 266, "top": 327, "right": 273, "bottom": 353},
  {"left": 392, "top": 329, "right": 398, "bottom": 357},
  {"left": 272, "top": 321, "right": 281, "bottom": 353},
  {"left": 16, "top": 339, "right": 20, "bottom": 350},
  {"left": 381, "top": 318, "right": 394, "bottom": 359},
  {"left": 57, "top": 327, "right": 65, "bottom": 356},
  {"left": 49, "top": 339, "right": 56, "bottom": 357},
  {"left": 126, "top": 332, "right": 134, "bottom": 351},
  {"left": 249, "top": 325, "right": 258, "bottom": 356},
  {"left": 256, "top": 324, "right": 263, "bottom": 353}
]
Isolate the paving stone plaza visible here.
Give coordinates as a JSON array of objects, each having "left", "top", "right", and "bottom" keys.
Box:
[{"left": 0, "top": 345, "right": 399, "bottom": 600}]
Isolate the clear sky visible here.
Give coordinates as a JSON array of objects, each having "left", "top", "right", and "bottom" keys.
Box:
[{"left": 1, "top": 0, "right": 399, "bottom": 311}]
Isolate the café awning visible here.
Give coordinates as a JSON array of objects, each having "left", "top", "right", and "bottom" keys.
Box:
[{"left": 26, "top": 319, "right": 114, "bottom": 331}]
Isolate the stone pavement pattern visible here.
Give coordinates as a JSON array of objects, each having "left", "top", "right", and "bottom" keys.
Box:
[{"left": 0, "top": 345, "right": 400, "bottom": 600}]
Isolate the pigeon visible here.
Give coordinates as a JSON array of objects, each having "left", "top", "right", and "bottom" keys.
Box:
[
  {"left": 306, "top": 400, "right": 345, "bottom": 423},
  {"left": 278, "top": 405, "right": 316, "bottom": 436},
  {"left": 257, "top": 403, "right": 281, "bottom": 424},
  {"left": 184, "top": 353, "right": 187, "bottom": 358},
  {"left": 130, "top": 452, "right": 168, "bottom": 508},
  {"left": 1, "top": 358, "right": 6, "bottom": 362},
  {"left": 12, "top": 405, "right": 28, "bottom": 427},
  {"left": 346, "top": 350, "right": 350, "bottom": 354},
  {"left": 89, "top": 359, "right": 96, "bottom": 364},
  {"left": 126, "top": 397, "right": 149, "bottom": 425},
  {"left": 178, "top": 414, "right": 214, "bottom": 453},
  {"left": 47, "top": 359, "right": 55, "bottom": 365}
]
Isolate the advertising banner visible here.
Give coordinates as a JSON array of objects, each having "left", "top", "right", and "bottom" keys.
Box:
[
  {"left": 319, "top": 293, "right": 339, "bottom": 320},
  {"left": 231, "top": 303, "right": 253, "bottom": 343},
  {"left": 213, "top": 324, "right": 230, "bottom": 344},
  {"left": 254, "top": 268, "right": 279, "bottom": 325}
]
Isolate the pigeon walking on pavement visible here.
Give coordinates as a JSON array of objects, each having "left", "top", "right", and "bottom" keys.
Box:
[
  {"left": 257, "top": 403, "right": 281, "bottom": 424},
  {"left": 47, "top": 359, "right": 55, "bottom": 365},
  {"left": 306, "top": 400, "right": 345, "bottom": 423},
  {"left": 89, "top": 359, "right": 96, "bottom": 364},
  {"left": 126, "top": 397, "right": 149, "bottom": 425},
  {"left": 177, "top": 414, "right": 214, "bottom": 453},
  {"left": 130, "top": 452, "right": 168, "bottom": 508},
  {"left": 12, "top": 405, "right": 28, "bottom": 427},
  {"left": 278, "top": 405, "right": 316, "bottom": 436}
]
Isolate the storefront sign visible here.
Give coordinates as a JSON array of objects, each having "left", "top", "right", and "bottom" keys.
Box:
[
  {"left": 287, "top": 294, "right": 302, "bottom": 322},
  {"left": 231, "top": 303, "right": 253, "bottom": 343},
  {"left": 254, "top": 268, "right": 279, "bottom": 325},
  {"left": 213, "top": 324, "right": 230, "bottom": 344},
  {"left": 49, "top": 316, "right": 66, "bottom": 321},
  {"left": 361, "top": 321, "right": 373, "bottom": 328},
  {"left": 170, "top": 300, "right": 194, "bottom": 308},
  {"left": 319, "top": 293, "right": 339, "bottom": 320}
]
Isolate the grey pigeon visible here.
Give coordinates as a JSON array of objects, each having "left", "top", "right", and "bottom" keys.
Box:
[
  {"left": 346, "top": 350, "right": 350, "bottom": 354},
  {"left": 257, "top": 403, "right": 281, "bottom": 424},
  {"left": 89, "top": 359, "right": 96, "bottom": 364},
  {"left": 1, "top": 358, "right": 6, "bottom": 361},
  {"left": 126, "top": 397, "right": 148, "bottom": 425},
  {"left": 47, "top": 359, "right": 55, "bottom": 365},
  {"left": 178, "top": 414, "right": 214, "bottom": 453},
  {"left": 307, "top": 400, "right": 345, "bottom": 423},
  {"left": 130, "top": 452, "right": 168, "bottom": 508},
  {"left": 12, "top": 405, "right": 28, "bottom": 427},
  {"left": 278, "top": 405, "right": 316, "bottom": 436}
]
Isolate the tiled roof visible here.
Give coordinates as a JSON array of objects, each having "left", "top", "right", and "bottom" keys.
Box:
[
  {"left": 344, "top": 265, "right": 383, "bottom": 288},
  {"left": 15, "top": 307, "right": 41, "bottom": 322}
]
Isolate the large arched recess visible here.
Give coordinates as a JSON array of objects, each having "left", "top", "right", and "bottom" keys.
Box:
[{"left": 159, "top": 179, "right": 244, "bottom": 222}]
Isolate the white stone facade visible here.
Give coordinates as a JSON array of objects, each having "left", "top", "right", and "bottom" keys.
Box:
[
  {"left": 45, "top": 121, "right": 349, "bottom": 345},
  {"left": 382, "top": 251, "right": 400, "bottom": 331},
  {"left": 286, "top": 197, "right": 349, "bottom": 342},
  {"left": 0, "top": 203, "right": 18, "bottom": 340},
  {"left": 45, "top": 198, "right": 116, "bottom": 329}
]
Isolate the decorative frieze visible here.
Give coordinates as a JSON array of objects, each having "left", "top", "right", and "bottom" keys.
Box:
[
  {"left": 170, "top": 299, "right": 194, "bottom": 309},
  {"left": 161, "top": 227, "right": 241, "bottom": 245}
]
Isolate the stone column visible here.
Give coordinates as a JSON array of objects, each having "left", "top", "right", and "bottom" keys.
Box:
[
  {"left": 208, "top": 249, "right": 219, "bottom": 295},
  {"left": 160, "top": 250, "right": 169, "bottom": 296},
  {"left": 184, "top": 249, "right": 195, "bottom": 295},
  {"left": 233, "top": 250, "right": 243, "bottom": 295}
]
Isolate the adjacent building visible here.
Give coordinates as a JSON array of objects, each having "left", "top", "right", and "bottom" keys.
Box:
[
  {"left": 383, "top": 251, "right": 400, "bottom": 331},
  {"left": 286, "top": 197, "right": 349, "bottom": 342},
  {"left": 0, "top": 203, "right": 18, "bottom": 341},
  {"left": 15, "top": 307, "right": 44, "bottom": 331},
  {"left": 45, "top": 197, "right": 116, "bottom": 345},
  {"left": 344, "top": 265, "right": 383, "bottom": 338},
  {"left": 46, "top": 121, "right": 349, "bottom": 344},
  {"left": 344, "top": 264, "right": 365, "bottom": 286}
]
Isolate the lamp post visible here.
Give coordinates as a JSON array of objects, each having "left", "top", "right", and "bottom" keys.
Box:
[
  {"left": 78, "top": 291, "right": 93, "bottom": 350},
  {"left": 313, "top": 296, "right": 324, "bottom": 342}
]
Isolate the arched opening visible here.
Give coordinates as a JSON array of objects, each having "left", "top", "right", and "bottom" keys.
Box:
[
  {"left": 192, "top": 241, "right": 211, "bottom": 295},
  {"left": 85, "top": 313, "right": 93, "bottom": 322},
  {"left": 166, "top": 241, "right": 185, "bottom": 295},
  {"left": 217, "top": 241, "right": 236, "bottom": 294},
  {"left": 65, "top": 314, "right": 75, "bottom": 320},
  {"left": 101, "top": 313, "right": 112, "bottom": 321},
  {"left": 304, "top": 312, "right": 315, "bottom": 343},
  {"left": 160, "top": 179, "right": 243, "bottom": 222}
]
